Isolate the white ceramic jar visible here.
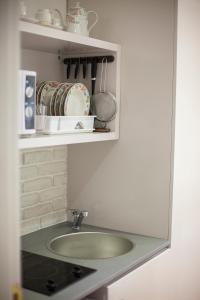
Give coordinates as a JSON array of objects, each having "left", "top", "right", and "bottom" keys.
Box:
[{"left": 66, "top": 2, "right": 98, "bottom": 36}]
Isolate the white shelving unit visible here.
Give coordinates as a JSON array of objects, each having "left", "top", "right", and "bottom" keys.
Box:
[{"left": 19, "top": 21, "right": 121, "bottom": 149}]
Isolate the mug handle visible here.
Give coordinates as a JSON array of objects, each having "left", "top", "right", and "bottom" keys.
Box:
[
  {"left": 52, "top": 8, "right": 66, "bottom": 28},
  {"left": 87, "top": 11, "right": 98, "bottom": 33}
]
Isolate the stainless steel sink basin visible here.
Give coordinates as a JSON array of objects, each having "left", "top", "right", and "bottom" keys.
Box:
[{"left": 48, "top": 232, "right": 134, "bottom": 259}]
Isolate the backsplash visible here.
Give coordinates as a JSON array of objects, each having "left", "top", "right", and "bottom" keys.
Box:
[{"left": 20, "top": 146, "right": 67, "bottom": 235}]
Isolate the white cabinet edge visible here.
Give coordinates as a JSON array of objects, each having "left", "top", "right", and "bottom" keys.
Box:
[{"left": 19, "top": 21, "right": 121, "bottom": 53}]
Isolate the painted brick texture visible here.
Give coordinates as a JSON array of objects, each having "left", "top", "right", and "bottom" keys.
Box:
[{"left": 20, "top": 146, "right": 67, "bottom": 235}]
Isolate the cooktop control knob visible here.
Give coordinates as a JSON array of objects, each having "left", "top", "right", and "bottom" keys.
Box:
[
  {"left": 72, "top": 266, "right": 83, "bottom": 278},
  {"left": 46, "top": 279, "right": 57, "bottom": 292}
]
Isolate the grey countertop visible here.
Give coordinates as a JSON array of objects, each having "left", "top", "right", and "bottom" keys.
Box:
[{"left": 22, "top": 222, "right": 170, "bottom": 300}]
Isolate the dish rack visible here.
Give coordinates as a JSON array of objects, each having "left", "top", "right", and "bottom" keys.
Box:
[{"left": 36, "top": 115, "right": 95, "bottom": 134}]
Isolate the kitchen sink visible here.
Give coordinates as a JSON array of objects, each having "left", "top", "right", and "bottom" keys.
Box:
[{"left": 48, "top": 232, "right": 134, "bottom": 259}]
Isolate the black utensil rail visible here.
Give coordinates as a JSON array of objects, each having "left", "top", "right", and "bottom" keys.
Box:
[
  {"left": 63, "top": 55, "right": 115, "bottom": 95},
  {"left": 63, "top": 55, "right": 115, "bottom": 65}
]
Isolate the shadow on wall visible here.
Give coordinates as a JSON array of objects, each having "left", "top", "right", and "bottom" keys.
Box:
[{"left": 68, "top": 141, "right": 117, "bottom": 200}]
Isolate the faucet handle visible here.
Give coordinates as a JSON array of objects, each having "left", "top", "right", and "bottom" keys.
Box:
[
  {"left": 68, "top": 209, "right": 88, "bottom": 217},
  {"left": 68, "top": 208, "right": 80, "bottom": 216},
  {"left": 81, "top": 210, "right": 88, "bottom": 218}
]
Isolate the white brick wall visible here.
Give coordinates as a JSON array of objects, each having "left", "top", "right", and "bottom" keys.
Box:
[{"left": 20, "top": 146, "right": 68, "bottom": 235}]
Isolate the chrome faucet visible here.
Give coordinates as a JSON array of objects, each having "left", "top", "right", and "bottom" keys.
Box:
[{"left": 69, "top": 209, "right": 88, "bottom": 230}]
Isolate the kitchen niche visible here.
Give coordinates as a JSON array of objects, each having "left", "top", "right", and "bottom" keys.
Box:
[
  {"left": 20, "top": 0, "right": 174, "bottom": 242},
  {"left": 19, "top": 1, "right": 120, "bottom": 233}
]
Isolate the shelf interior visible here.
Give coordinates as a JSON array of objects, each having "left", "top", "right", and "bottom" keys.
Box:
[{"left": 19, "top": 21, "right": 120, "bottom": 149}]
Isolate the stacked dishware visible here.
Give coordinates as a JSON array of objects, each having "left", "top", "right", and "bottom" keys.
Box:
[
  {"left": 36, "top": 81, "right": 95, "bottom": 134},
  {"left": 20, "top": 2, "right": 98, "bottom": 37}
]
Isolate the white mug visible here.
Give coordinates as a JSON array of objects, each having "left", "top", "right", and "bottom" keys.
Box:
[
  {"left": 35, "top": 8, "right": 64, "bottom": 28},
  {"left": 35, "top": 9, "right": 52, "bottom": 26}
]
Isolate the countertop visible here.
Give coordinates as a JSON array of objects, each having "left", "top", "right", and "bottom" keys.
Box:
[{"left": 22, "top": 222, "right": 170, "bottom": 300}]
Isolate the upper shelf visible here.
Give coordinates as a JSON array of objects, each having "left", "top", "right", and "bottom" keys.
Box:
[{"left": 19, "top": 21, "right": 120, "bottom": 55}]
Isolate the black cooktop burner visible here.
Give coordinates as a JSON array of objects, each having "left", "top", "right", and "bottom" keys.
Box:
[{"left": 21, "top": 251, "right": 96, "bottom": 296}]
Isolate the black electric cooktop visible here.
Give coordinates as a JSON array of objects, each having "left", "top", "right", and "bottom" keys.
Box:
[{"left": 21, "top": 251, "right": 96, "bottom": 296}]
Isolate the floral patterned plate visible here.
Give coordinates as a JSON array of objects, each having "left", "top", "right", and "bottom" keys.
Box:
[
  {"left": 49, "top": 83, "right": 63, "bottom": 116},
  {"left": 54, "top": 83, "right": 72, "bottom": 116},
  {"left": 40, "top": 81, "right": 59, "bottom": 106},
  {"left": 36, "top": 81, "right": 46, "bottom": 106},
  {"left": 59, "top": 83, "right": 74, "bottom": 116},
  {"left": 44, "top": 86, "right": 59, "bottom": 115},
  {"left": 64, "top": 83, "right": 90, "bottom": 116}
]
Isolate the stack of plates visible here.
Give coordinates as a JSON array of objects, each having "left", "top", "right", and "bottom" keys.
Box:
[{"left": 36, "top": 81, "right": 90, "bottom": 116}]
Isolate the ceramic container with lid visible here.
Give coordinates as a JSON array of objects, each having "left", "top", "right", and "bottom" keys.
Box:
[{"left": 66, "top": 2, "right": 98, "bottom": 36}]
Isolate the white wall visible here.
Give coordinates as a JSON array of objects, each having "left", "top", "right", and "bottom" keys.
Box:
[
  {"left": 0, "top": 1, "right": 20, "bottom": 299},
  {"left": 105, "top": 1, "right": 200, "bottom": 299},
  {"left": 68, "top": 0, "right": 175, "bottom": 239}
]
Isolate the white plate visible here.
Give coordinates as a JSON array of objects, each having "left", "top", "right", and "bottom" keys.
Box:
[
  {"left": 40, "top": 81, "right": 59, "bottom": 106},
  {"left": 54, "top": 84, "right": 65, "bottom": 116},
  {"left": 45, "top": 87, "right": 58, "bottom": 116},
  {"left": 54, "top": 83, "right": 72, "bottom": 116},
  {"left": 59, "top": 84, "right": 73, "bottom": 116},
  {"left": 64, "top": 83, "right": 90, "bottom": 116},
  {"left": 40, "top": 23, "right": 63, "bottom": 30},
  {"left": 50, "top": 83, "right": 63, "bottom": 116}
]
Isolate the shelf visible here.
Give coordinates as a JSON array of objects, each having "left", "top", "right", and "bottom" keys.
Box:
[
  {"left": 19, "top": 21, "right": 120, "bottom": 55},
  {"left": 18, "top": 132, "right": 118, "bottom": 149},
  {"left": 19, "top": 21, "right": 120, "bottom": 149}
]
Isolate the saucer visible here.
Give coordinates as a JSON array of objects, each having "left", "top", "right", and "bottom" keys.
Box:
[
  {"left": 20, "top": 16, "right": 39, "bottom": 24},
  {"left": 38, "top": 22, "right": 64, "bottom": 30}
]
